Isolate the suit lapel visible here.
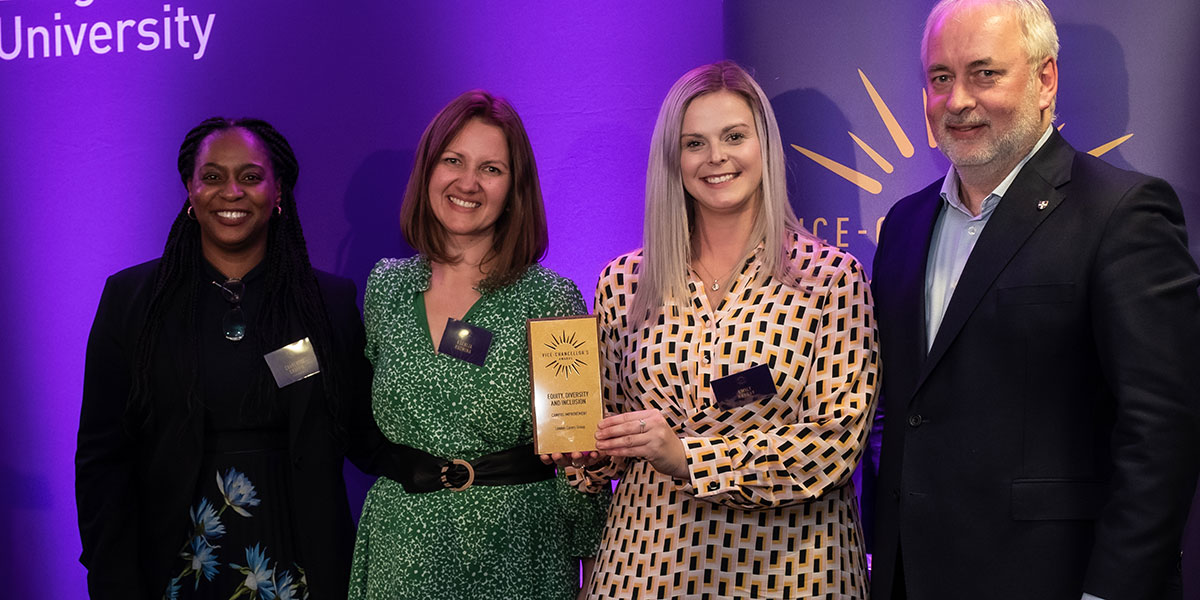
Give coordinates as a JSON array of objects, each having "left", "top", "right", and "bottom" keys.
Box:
[{"left": 917, "top": 131, "right": 1075, "bottom": 387}]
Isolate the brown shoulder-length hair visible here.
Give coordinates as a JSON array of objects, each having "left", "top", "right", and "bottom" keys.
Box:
[{"left": 400, "top": 89, "right": 549, "bottom": 291}]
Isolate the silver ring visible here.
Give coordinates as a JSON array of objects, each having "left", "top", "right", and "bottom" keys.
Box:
[{"left": 639, "top": 419, "right": 646, "bottom": 433}]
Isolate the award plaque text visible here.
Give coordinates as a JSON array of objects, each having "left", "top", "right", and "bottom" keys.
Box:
[{"left": 527, "top": 315, "right": 603, "bottom": 455}]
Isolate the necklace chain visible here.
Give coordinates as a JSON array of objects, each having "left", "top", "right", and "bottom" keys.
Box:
[{"left": 694, "top": 255, "right": 740, "bottom": 292}]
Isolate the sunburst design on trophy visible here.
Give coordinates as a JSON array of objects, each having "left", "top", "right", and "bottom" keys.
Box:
[
  {"left": 544, "top": 331, "right": 588, "bottom": 378},
  {"left": 790, "top": 69, "right": 1133, "bottom": 195}
]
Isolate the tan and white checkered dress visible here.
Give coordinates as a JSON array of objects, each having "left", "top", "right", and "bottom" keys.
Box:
[{"left": 571, "top": 234, "right": 878, "bottom": 599}]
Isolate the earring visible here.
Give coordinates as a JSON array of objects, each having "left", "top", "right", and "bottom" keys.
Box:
[
  {"left": 274, "top": 205, "right": 283, "bottom": 217},
  {"left": 186, "top": 205, "right": 197, "bottom": 220}
]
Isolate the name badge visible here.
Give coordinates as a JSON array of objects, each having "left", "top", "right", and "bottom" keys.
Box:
[
  {"left": 263, "top": 337, "right": 321, "bottom": 388},
  {"left": 438, "top": 318, "right": 493, "bottom": 367},
  {"left": 711, "top": 363, "right": 776, "bottom": 409}
]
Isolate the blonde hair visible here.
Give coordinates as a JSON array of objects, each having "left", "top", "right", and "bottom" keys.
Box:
[{"left": 630, "top": 60, "right": 812, "bottom": 328}]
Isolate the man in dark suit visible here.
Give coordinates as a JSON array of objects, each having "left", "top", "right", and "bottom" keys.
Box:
[{"left": 870, "top": 1, "right": 1200, "bottom": 599}]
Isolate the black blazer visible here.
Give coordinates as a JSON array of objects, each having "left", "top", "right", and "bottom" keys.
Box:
[
  {"left": 76, "top": 260, "right": 398, "bottom": 599},
  {"left": 871, "top": 131, "right": 1200, "bottom": 600}
]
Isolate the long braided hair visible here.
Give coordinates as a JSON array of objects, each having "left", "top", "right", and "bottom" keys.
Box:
[{"left": 127, "top": 117, "right": 346, "bottom": 440}]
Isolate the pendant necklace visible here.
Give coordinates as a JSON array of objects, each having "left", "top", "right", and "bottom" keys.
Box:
[{"left": 694, "top": 255, "right": 740, "bottom": 292}]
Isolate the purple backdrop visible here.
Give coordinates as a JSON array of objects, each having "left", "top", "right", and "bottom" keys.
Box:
[
  {"left": 0, "top": 1, "right": 723, "bottom": 596},
  {"left": 1, "top": 0, "right": 1197, "bottom": 596}
]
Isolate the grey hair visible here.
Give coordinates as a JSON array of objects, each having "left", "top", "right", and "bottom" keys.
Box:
[{"left": 922, "top": 0, "right": 1059, "bottom": 69}]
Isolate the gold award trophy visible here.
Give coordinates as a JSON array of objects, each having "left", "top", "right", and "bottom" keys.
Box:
[{"left": 527, "top": 315, "right": 603, "bottom": 455}]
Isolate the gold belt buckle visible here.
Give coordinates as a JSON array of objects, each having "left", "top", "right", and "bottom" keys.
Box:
[{"left": 440, "top": 458, "right": 475, "bottom": 492}]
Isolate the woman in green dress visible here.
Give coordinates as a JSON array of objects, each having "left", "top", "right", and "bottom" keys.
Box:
[{"left": 349, "top": 90, "right": 608, "bottom": 599}]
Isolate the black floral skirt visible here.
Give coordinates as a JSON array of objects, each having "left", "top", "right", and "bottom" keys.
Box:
[{"left": 165, "top": 431, "right": 307, "bottom": 600}]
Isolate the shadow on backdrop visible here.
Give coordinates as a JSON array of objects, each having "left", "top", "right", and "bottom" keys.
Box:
[
  {"left": 772, "top": 86, "right": 884, "bottom": 552},
  {"left": 1057, "top": 23, "right": 1132, "bottom": 171},
  {"left": 773, "top": 88, "right": 875, "bottom": 274},
  {"left": 0, "top": 465, "right": 53, "bottom": 595},
  {"left": 336, "top": 149, "right": 418, "bottom": 303},
  {"left": 335, "top": 148, "right": 417, "bottom": 523}
]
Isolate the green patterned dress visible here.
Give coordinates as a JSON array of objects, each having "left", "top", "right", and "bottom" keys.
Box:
[{"left": 349, "top": 256, "right": 609, "bottom": 600}]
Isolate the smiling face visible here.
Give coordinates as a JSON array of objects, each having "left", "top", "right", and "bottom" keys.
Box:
[
  {"left": 679, "top": 89, "right": 763, "bottom": 219},
  {"left": 924, "top": 1, "right": 1055, "bottom": 176},
  {"left": 188, "top": 128, "right": 281, "bottom": 266},
  {"left": 427, "top": 118, "right": 512, "bottom": 249}
]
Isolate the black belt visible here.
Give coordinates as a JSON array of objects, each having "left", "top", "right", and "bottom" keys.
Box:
[{"left": 394, "top": 443, "right": 556, "bottom": 493}]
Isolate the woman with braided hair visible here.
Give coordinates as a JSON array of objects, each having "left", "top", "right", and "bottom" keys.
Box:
[{"left": 77, "top": 117, "right": 401, "bottom": 599}]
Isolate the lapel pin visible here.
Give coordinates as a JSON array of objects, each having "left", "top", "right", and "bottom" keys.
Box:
[{"left": 1037, "top": 200, "right": 1049, "bottom": 211}]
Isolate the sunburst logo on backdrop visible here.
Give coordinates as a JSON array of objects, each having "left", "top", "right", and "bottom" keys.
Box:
[{"left": 790, "top": 69, "right": 1134, "bottom": 195}]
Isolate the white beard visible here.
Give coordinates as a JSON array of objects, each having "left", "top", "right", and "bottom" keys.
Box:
[{"left": 935, "top": 80, "right": 1045, "bottom": 170}]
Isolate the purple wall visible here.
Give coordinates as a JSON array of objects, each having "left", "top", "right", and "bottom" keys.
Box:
[
  {"left": 0, "top": 1, "right": 723, "bottom": 596},
  {"left": 2, "top": 0, "right": 1197, "bottom": 596}
]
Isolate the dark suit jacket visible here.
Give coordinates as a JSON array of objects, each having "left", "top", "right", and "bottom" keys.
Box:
[
  {"left": 871, "top": 130, "right": 1200, "bottom": 600},
  {"left": 76, "top": 260, "right": 399, "bottom": 599}
]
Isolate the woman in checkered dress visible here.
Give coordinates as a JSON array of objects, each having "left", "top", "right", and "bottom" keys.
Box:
[{"left": 556, "top": 61, "right": 879, "bottom": 599}]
